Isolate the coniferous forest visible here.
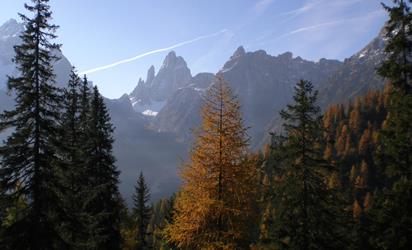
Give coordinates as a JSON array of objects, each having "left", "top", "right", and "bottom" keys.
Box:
[{"left": 0, "top": 0, "right": 411, "bottom": 249}]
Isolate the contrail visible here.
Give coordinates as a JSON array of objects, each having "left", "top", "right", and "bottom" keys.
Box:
[
  {"left": 79, "top": 29, "right": 228, "bottom": 75},
  {"left": 254, "top": 9, "right": 384, "bottom": 47}
]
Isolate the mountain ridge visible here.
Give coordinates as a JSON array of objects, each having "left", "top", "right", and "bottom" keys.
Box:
[{"left": 0, "top": 18, "right": 388, "bottom": 202}]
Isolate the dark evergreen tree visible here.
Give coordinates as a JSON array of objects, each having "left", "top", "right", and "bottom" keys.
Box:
[
  {"left": 376, "top": 0, "right": 412, "bottom": 180},
  {"left": 58, "top": 68, "right": 86, "bottom": 248},
  {"left": 79, "top": 75, "right": 91, "bottom": 131},
  {"left": 82, "top": 85, "right": 122, "bottom": 250},
  {"left": 133, "top": 171, "right": 151, "bottom": 250},
  {"left": 0, "top": 0, "right": 66, "bottom": 249},
  {"left": 268, "top": 80, "right": 349, "bottom": 249},
  {"left": 369, "top": 0, "right": 412, "bottom": 248}
]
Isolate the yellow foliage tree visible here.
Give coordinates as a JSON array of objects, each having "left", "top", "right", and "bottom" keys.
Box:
[
  {"left": 166, "top": 75, "right": 258, "bottom": 249},
  {"left": 353, "top": 200, "right": 362, "bottom": 220}
]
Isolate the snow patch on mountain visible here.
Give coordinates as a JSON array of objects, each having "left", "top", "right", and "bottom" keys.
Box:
[
  {"left": 142, "top": 110, "right": 158, "bottom": 116},
  {"left": 130, "top": 96, "right": 166, "bottom": 116}
]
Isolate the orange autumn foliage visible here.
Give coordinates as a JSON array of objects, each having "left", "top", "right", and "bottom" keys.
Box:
[{"left": 166, "top": 75, "right": 258, "bottom": 250}]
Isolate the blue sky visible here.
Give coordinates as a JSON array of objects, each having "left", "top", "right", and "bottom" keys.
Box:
[{"left": 1, "top": 0, "right": 389, "bottom": 98}]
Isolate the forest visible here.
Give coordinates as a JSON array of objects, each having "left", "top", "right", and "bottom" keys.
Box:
[{"left": 0, "top": 0, "right": 411, "bottom": 249}]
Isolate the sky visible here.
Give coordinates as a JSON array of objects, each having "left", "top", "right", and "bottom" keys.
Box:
[{"left": 0, "top": 0, "right": 390, "bottom": 98}]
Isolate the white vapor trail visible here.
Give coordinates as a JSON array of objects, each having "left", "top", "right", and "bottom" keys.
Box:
[{"left": 79, "top": 29, "right": 228, "bottom": 75}]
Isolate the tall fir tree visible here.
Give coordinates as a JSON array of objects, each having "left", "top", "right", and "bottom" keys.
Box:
[
  {"left": 369, "top": 0, "right": 412, "bottom": 248},
  {"left": 82, "top": 85, "right": 122, "bottom": 250},
  {"left": 166, "top": 75, "right": 259, "bottom": 249},
  {"left": 79, "top": 75, "right": 91, "bottom": 133},
  {"left": 133, "top": 171, "right": 151, "bottom": 250},
  {"left": 267, "top": 80, "right": 349, "bottom": 250},
  {"left": 377, "top": 0, "right": 412, "bottom": 180},
  {"left": 0, "top": 0, "right": 66, "bottom": 249},
  {"left": 57, "top": 68, "right": 86, "bottom": 248}
]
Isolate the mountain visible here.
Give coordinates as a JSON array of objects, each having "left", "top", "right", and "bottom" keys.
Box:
[
  {"left": 0, "top": 18, "right": 389, "bottom": 202},
  {"left": 0, "top": 19, "right": 24, "bottom": 89},
  {"left": 0, "top": 19, "right": 72, "bottom": 90},
  {"left": 0, "top": 19, "right": 72, "bottom": 111},
  {"left": 129, "top": 51, "right": 192, "bottom": 116},
  {"left": 0, "top": 18, "right": 73, "bottom": 144},
  {"left": 265, "top": 28, "right": 387, "bottom": 143},
  {"left": 151, "top": 72, "right": 214, "bottom": 141},
  {"left": 0, "top": 19, "right": 185, "bottom": 202},
  {"left": 151, "top": 46, "right": 343, "bottom": 147},
  {"left": 148, "top": 28, "right": 387, "bottom": 149},
  {"left": 104, "top": 95, "right": 185, "bottom": 201},
  {"left": 318, "top": 27, "right": 387, "bottom": 107}
]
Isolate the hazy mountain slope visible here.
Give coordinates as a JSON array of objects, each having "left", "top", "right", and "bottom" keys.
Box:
[
  {"left": 318, "top": 28, "right": 387, "bottom": 107},
  {"left": 152, "top": 72, "right": 214, "bottom": 141},
  {"left": 0, "top": 19, "right": 71, "bottom": 89},
  {"left": 0, "top": 19, "right": 23, "bottom": 89},
  {"left": 0, "top": 19, "right": 185, "bottom": 203},
  {"left": 0, "top": 18, "right": 72, "bottom": 146},
  {"left": 264, "top": 29, "right": 387, "bottom": 146},
  {"left": 104, "top": 96, "right": 185, "bottom": 201}
]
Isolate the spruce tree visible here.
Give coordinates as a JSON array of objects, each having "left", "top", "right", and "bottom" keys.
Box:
[
  {"left": 376, "top": 0, "right": 412, "bottom": 180},
  {"left": 82, "top": 85, "right": 122, "bottom": 250},
  {"left": 79, "top": 75, "right": 91, "bottom": 131},
  {"left": 0, "top": 0, "right": 65, "bottom": 249},
  {"left": 269, "top": 80, "right": 349, "bottom": 249},
  {"left": 58, "top": 68, "right": 86, "bottom": 248},
  {"left": 166, "top": 75, "right": 259, "bottom": 249},
  {"left": 369, "top": 0, "right": 412, "bottom": 248},
  {"left": 133, "top": 171, "right": 151, "bottom": 250}
]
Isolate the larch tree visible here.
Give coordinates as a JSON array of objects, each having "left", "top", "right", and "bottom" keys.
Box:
[
  {"left": 133, "top": 171, "right": 151, "bottom": 250},
  {"left": 166, "top": 75, "right": 258, "bottom": 249},
  {"left": 269, "top": 80, "right": 349, "bottom": 250},
  {"left": 0, "top": 0, "right": 66, "bottom": 249}
]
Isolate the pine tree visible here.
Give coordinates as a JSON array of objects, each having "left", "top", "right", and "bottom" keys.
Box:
[
  {"left": 133, "top": 171, "right": 151, "bottom": 250},
  {"left": 82, "top": 86, "right": 122, "bottom": 250},
  {"left": 0, "top": 0, "right": 66, "bottom": 248},
  {"left": 166, "top": 75, "right": 258, "bottom": 249},
  {"left": 369, "top": 0, "right": 412, "bottom": 248},
  {"left": 268, "top": 80, "right": 349, "bottom": 249}
]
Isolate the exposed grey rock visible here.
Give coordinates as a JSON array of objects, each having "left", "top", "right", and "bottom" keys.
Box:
[
  {"left": 129, "top": 51, "right": 192, "bottom": 114},
  {"left": 152, "top": 47, "right": 343, "bottom": 148}
]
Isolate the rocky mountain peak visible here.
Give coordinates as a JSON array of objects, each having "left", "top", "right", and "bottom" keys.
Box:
[
  {"left": 129, "top": 51, "right": 192, "bottom": 113},
  {"left": 231, "top": 46, "right": 246, "bottom": 59},
  {"left": 146, "top": 65, "right": 155, "bottom": 84},
  {"left": 378, "top": 24, "right": 388, "bottom": 39},
  {"left": 352, "top": 32, "right": 385, "bottom": 63},
  {"left": 278, "top": 51, "right": 293, "bottom": 61},
  {"left": 0, "top": 19, "right": 24, "bottom": 40},
  {"left": 161, "top": 51, "right": 187, "bottom": 69}
]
